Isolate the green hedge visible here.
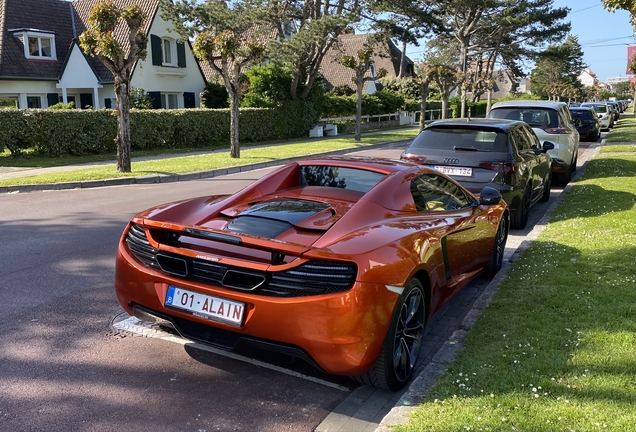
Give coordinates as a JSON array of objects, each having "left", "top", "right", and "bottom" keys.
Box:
[{"left": 0, "top": 101, "right": 316, "bottom": 157}]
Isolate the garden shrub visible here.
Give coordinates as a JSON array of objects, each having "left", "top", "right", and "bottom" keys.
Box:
[{"left": 0, "top": 103, "right": 316, "bottom": 157}]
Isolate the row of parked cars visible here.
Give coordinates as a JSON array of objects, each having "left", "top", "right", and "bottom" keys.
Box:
[
  {"left": 569, "top": 100, "right": 628, "bottom": 141},
  {"left": 401, "top": 99, "right": 624, "bottom": 230}
]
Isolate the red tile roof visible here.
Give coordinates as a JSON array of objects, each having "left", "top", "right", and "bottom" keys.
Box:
[{"left": 319, "top": 33, "right": 413, "bottom": 92}]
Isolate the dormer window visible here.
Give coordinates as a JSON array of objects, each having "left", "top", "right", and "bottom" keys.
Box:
[
  {"left": 29, "top": 35, "right": 53, "bottom": 58},
  {"left": 9, "top": 29, "right": 57, "bottom": 60}
]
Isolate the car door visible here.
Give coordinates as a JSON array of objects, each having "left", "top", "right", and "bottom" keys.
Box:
[
  {"left": 410, "top": 174, "right": 490, "bottom": 288},
  {"left": 508, "top": 126, "right": 539, "bottom": 199},
  {"left": 518, "top": 124, "right": 549, "bottom": 200}
]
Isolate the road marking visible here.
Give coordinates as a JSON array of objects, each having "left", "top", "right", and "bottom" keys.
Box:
[{"left": 113, "top": 316, "right": 350, "bottom": 392}]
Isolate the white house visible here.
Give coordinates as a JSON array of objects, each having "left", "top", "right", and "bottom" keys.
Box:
[{"left": 0, "top": 0, "right": 206, "bottom": 109}]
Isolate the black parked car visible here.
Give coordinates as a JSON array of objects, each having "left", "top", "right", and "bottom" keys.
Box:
[
  {"left": 401, "top": 118, "right": 554, "bottom": 229},
  {"left": 569, "top": 106, "right": 602, "bottom": 142}
]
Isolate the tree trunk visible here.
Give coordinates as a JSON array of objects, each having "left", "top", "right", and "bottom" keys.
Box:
[
  {"left": 114, "top": 76, "right": 131, "bottom": 173},
  {"left": 486, "top": 88, "right": 493, "bottom": 115},
  {"left": 419, "top": 81, "right": 429, "bottom": 131},
  {"left": 229, "top": 90, "right": 240, "bottom": 158},
  {"left": 355, "top": 77, "right": 363, "bottom": 141},
  {"left": 441, "top": 94, "right": 449, "bottom": 119},
  {"left": 398, "top": 40, "right": 407, "bottom": 78},
  {"left": 460, "top": 88, "right": 467, "bottom": 119}
]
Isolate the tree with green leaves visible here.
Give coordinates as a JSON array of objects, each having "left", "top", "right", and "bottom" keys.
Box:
[
  {"left": 265, "top": 0, "right": 361, "bottom": 101},
  {"left": 79, "top": 2, "right": 147, "bottom": 173},
  {"left": 435, "top": 0, "right": 569, "bottom": 118},
  {"left": 530, "top": 35, "right": 586, "bottom": 100},
  {"left": 339, "top": 38, "right": 388, "bottom": 141},
  {"left": 162, "top": 0, "right": 269, "bottom": 158},
  {"left": 365, "top": 0, "right": 442, "bottom": 78}
]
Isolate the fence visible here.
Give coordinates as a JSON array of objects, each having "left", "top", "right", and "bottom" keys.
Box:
[{"left": 318, "top": 109, "right": 453, "bottom": 127}]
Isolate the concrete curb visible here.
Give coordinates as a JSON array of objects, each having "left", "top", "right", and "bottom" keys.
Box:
[
  {"left": 375, "top": 139, "right": 604, "bottom": 431},
  {"left": 1, "top": 139, "right": 413, "bottom": 194}
]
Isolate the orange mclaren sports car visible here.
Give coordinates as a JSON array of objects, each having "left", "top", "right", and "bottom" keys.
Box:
[{"left": 115, "top": 156, "right": 509, "bottom": 390}]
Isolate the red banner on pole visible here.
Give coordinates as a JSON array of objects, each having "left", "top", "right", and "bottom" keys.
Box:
[{"left": 627, "top": 46, "right": 636, "bottom": 74}]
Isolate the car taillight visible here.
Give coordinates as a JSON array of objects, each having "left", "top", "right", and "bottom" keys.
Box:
[
  {"left": 545, "top": 127, "right": 568, "bottom": 134},
  {"left": 479, "top": 161, "right": 516, "bottom": 173},
  {"left": 400, "top": 154, "right": 427, "bottom": 164}
]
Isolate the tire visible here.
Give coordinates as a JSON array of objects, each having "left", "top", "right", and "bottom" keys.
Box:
[
  {"left": 540, "top": 172, "right": 551, "bottom": 202},
  {"left": 554, "top": 158, "right": 573, "bottom": 186},
  {"left": 351, "top": 279, "right": 426, "bottom": 391},
  {"left": 485, "top": 217, "right": 508, "bottom": 276},
  {"left": 511, "top": 187, "right": 530, "bottom": 229}
]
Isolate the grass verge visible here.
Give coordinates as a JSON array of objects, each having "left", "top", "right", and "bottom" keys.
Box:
[
  {"left": 605, "top": 112, "right": 636, "bottom": 143},
  {"left": 394, "top": 155, "right": 636, "bottom": 432},
  {"left": 0, "top": 128, "right": 418, "bottom": 186}
]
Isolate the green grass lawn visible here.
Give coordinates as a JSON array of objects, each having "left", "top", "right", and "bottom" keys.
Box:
[
  {"left": 393, "top": 155, "right": 636, "bottom": 431},
  {"left": 605, "top": 111, "right": 636, "bottom": 143},
  {"left": 0, "top": 128, "right": 419, "bottom": 186}
]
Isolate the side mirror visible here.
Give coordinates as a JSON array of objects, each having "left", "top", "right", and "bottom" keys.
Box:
[
  {"left": 542, "top": 141, "right": 555, "bottom": 152},
  {"left": 479, "top": 186, "right": 502, "bottom": 206}
]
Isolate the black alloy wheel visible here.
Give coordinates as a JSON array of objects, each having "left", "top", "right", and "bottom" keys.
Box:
[
  {"left": 486, "top": 217, "right": 508, "bottom": 276},
  {"left": 511, "top": 187, "right": 531, "bottom": 229},
  {"left": 540, "top": 172, "right": 551, "bottom": 202},
  {"left": 352, "top": 279, "right": 426, "bottom": 390}
]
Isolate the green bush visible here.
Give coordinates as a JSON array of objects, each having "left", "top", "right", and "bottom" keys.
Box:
[
  {"left": 200, "top": 82, "right": 229, "bottom": 109},
  {"left": 0, "top": 104, "right": 317, "bottom": 157}
]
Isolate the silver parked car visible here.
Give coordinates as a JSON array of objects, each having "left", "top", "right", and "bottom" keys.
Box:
[
  {"left": 581, "top": 103, "right": 614, "bottom": 130},
  {"left": 488, "top": 101, "right": 580, "bottom": 186}
]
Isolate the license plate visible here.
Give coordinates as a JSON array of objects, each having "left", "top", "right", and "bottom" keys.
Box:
[
  {"left": 432, "top": 165, "right": 473, "bottom": 177},
  {"left": 165, "top": 286, "right": 245, "bottom": 326}
]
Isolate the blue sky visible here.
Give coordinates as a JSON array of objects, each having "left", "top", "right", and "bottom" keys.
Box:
[
  {"left": 406, "top": 0, "right": 636, "bottom": 83},
  {"left": 557, "top": 0, "right": 635, "bottom": 82}
]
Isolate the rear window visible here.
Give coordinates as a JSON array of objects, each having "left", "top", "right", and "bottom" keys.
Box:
[
  {"left": 408, "top": 128, "right": 509, "bottom": 152},
  {"left": 489, "top": 107, "right": 559, "bottom": 129},
  {"left": 570, "top": 110, "right": 592, "bottom": 120},
  {"left": 584, "top": 104, "right": 608, "bottom": 114},
  {"left": 300, "top": 166, "right": 385, "bottom": 193}
]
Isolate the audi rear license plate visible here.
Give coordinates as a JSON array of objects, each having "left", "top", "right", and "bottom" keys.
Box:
[
  {"left": 165, "top": 286, "right": 245, "bottom": 326},
  {"left": 432, "top": 165, "right": 473, "bottom": 177}
]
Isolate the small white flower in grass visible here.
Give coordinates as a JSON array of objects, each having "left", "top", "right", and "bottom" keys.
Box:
[
  {"left": 534, "top": 394, "right": 539, "bottom": 398},
  {"left": 490, "top": 394, "right": 494, "bottom": 397},
  {"left": 532, "top": 387, "right": 537, "bottom": 392}
]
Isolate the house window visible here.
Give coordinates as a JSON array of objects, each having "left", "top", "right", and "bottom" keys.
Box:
[
  {"left": 162, "top": 38, "right": 176, "bottom": 66},
  {"left": 0, "top": 98, "right": 18, "bottom": 109},
  {"left": 27, "top": 96, "right": 42, "bottom": 108},
  {"left": 25, "top": 34, "right": 56, "bottom": 59},
  {"left": 161, "top": 93, "right": 179, "bottom": 109}
]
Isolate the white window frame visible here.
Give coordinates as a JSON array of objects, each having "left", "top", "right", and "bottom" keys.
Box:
[
  {"left": 162, "top": 37, "right": 177, "bottom": 66},
  {"left": 23, "top": 31, "right": 57, "bottom": 60},
  {"left": 161, "top": 93, "right": 179, "bottom": 109}
]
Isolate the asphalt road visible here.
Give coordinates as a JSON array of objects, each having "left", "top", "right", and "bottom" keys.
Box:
[{"left": 0, "top": 137, "right": 600, "bottom": 432}]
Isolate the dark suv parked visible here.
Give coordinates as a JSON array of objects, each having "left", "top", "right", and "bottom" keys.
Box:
[
  {"left": 570, "top": 106, "right": 602, "bottom": 142},
  {"left": 401, "top": 118, "right": 553, "bottom": 229}
]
